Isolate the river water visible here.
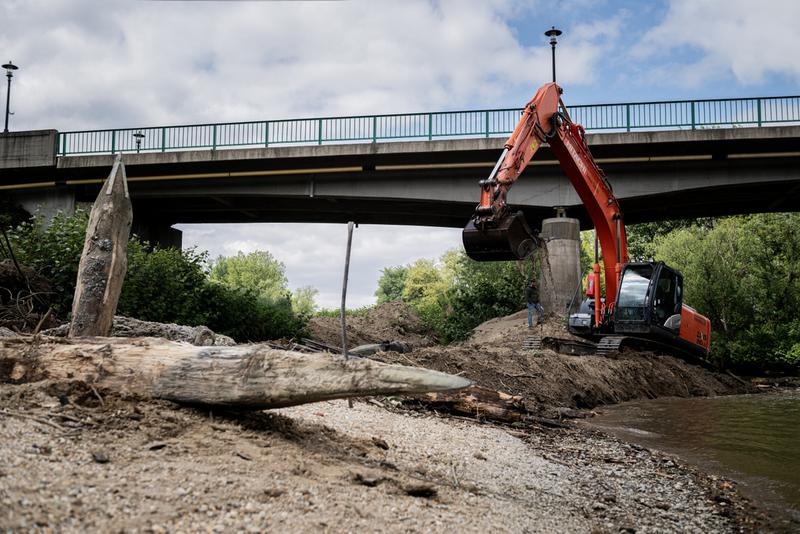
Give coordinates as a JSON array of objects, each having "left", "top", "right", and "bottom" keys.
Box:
[{"left": 587, "top": 389, "right": 800, "bottom": 527}]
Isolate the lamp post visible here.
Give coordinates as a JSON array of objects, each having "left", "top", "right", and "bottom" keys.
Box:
[
  {"left": 2, "top": 61, "right": 18, "bottom": 133},
  {"left": 133, "top": 131, "right": 145, "bottom": 153},
  {"left": 544, "top": 27, "right": 562, "bottom": 84}
]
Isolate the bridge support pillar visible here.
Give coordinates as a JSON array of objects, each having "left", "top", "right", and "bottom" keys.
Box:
[
  {"left": 132, "top": 221, "right": 183, "bottom": 249},
  {"left": 12, "top": 188, "right": 75, "bottom": 226},
  {"left": 539, "top": 215, "right": 582, "bottom": 318}
]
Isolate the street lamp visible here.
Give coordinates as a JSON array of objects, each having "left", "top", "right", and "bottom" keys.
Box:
[
  {"left": 2, "top": 61, "right": 18, "bottom": 133},
  {"left": 544, "top": 27, "right": 562, "bottom": 84},
  {"left": 133, "top": 131, "right": 145, "bottom": 153}
]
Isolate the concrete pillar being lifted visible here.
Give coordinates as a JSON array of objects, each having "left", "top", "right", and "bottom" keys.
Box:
[{"left": 539, "top": 211, "right": 582, "bottom": 317}]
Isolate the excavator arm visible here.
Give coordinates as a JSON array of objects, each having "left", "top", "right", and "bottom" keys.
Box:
[
  {"left": 463, "top": 82, "right": 628, "bottom": 308},
  {"left": 464, "top": 82, "right": 711, "bottom": 358}
]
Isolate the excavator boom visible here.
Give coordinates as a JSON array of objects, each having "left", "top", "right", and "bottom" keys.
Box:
[
  {"left": 462, "top": 82, "right": 711, "bottom": 358},
  {"left": 463, "top": 82, "right": 627, "bottom": 302}
]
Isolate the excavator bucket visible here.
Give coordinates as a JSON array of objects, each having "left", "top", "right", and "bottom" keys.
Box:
[{"left": 462, "top": 211, "right": 538, "bottom": 261}]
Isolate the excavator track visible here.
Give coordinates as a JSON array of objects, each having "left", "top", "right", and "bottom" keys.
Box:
[
  {"left": 596, "top": 336, "right": 626, "bottom": 356},
  {"left": 522, "top": 335, "right": 543, "bottom": 350},
  {"left": 523, "top": 333, "right": 713, "bottom": 369},
  {"left": 523, "top": 335, "right": 596, "bottom": 355}
]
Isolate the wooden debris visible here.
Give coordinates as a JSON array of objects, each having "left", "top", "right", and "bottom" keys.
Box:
[
  {"left": 0, "top": 337, "right": 472, "bottom": 410},
  {"left": 69, "top": 155, "right": 132, "bottom": 337},
  {"left": 417, "top": 384, "right": 528, "bottom": 423}
]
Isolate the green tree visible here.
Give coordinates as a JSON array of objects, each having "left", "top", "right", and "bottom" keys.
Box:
[
  {"left": 654, "top": 213, "right": 800, "bottom": 369},
  {"left": 291, "top": 285, "right": 318, "bottom": 317},
  {"left": 375, "top": 265, "right": 408, "bottom": 303},
  {"left": 579, "top": 230, "right": 595, "bottom": 275},
  {"left": 210, "top": 251, "right": 288, "bottom": 301},
  {"left": 627, "top": 218, "right": 715, "bottom": 261},
  {"left": 439, "top": 252, "right": 526, "bottom": 342},
  {"left": 402, "top": 259, "right": 446, "bottom": 306},
  {"left": 384, "top": 250, "right": 527, "bottom": 343}
]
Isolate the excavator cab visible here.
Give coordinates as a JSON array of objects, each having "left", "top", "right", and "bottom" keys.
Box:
[
  {"left": 569, "top": 262, "right": 684, "bottom": 337},
  {"left": 462, "top": 211, "right": 539, "bottom": 261},
  {"left": 615, "top": 262, "right": 683, "bottom": 336}
]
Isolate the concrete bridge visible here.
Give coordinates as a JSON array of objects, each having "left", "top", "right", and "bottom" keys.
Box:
[{"left": 2, "top": 97, "right": 799, "bottom": 246}]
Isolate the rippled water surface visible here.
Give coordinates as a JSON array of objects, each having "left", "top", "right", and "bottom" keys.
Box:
[{"left": 588, "top": 389, "right": 800, "bottom": 524}]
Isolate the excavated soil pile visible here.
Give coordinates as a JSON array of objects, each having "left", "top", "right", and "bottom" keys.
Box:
[
  {"left": 365, "top": 309, "right": 744, "bottom": 411},
  {"left": 306, "top": 301, "right": 435, "bottom": 349}
]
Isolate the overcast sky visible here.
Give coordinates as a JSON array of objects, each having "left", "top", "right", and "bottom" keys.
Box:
[{"left": 3, "top": 0, "right": 799, "bottom": 308}]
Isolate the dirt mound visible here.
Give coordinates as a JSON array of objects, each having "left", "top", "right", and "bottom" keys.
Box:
[
  {"left": 372, "top": 309, "right": 745, "bottom": 412},
  {"left": 306, "top": 301, "right": 434, "bottom": 349},
  {"left": 468, "top": 310, "right": 586, "bottom": 348}
]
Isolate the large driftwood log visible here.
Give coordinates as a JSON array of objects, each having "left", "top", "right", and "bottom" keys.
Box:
[
  {"left": 69, "top": 155, "right": 132, "bottom": 337},
  {"left": 0, "top": 337, "right": 472, "bottom": 409}
]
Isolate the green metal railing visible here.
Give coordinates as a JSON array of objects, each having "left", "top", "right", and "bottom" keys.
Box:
[{"left": 58, "top": 95, "right": 800, "bottom": 156}]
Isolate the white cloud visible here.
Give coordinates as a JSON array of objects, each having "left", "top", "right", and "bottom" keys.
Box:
[
  {"left": 1, "top": 0, "right": 613, "bottom": 132},
  {"left": 0, "top": 0, "right": 706, "bottom": 312},
  {"left": 0, "top": 0, "right": 623, "bottom": 311},
  {"left": 178, "top": 222, "right": 462, "bottom": 309},
  {"left": 635, "top": 0, "right": 800, "bottom": 86}
]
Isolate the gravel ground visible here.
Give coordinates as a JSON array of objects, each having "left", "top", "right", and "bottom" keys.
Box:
[{"left": 0, "top": 381, "right": 757, "bottom": 533}]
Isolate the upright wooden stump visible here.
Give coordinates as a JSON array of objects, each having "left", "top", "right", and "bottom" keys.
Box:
[{"left": 69, "top": 155, "right": 132, "bottom": 337}]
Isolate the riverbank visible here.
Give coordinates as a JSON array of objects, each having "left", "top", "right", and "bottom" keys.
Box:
[
  {"left": 313, "top": 306, "right": 749, "bottom": 413},
  {"left": 1, "top": 306, "right": 763, "bottom": 532},
  {"left": 0, "top": 380, "right": 763, "bottom": 533},
  {"left": 585, "top": 389, "right": 800, "bottom": 532}
]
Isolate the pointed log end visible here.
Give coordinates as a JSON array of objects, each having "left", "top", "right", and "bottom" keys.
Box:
[{"left": 376, "top": 365, "right": 473, "bottom": 394}]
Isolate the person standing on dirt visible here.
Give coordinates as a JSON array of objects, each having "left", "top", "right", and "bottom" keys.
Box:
[{"left": 526, "top": 279, "right": 544, "bottom": 328}]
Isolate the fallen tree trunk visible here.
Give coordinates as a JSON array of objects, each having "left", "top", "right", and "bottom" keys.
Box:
[
  {"left": 0, "top": 337, "right": 471, "bottom": 410},
  {"left": 417, "top": 384, "right": 528, "bottom": 423}
]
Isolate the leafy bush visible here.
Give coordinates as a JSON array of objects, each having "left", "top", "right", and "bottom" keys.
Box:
[
  {"left": 201, "top": 283, "right": 304, "bottom": 341},
  {"left": 376, "top": 250, "right": 527, "bottom": 343},
  {"left": 117, "top": 241, "right": 212, "bottom": 327},
  {"left": 0, "top": 209, "right": 309, "bottom": 341},
  {"left": 2, "top": 210, "right": 89, "bottom": 316},
  {"left": 435, "top": 252, "right": 527, "bottom": 342},
  {"left": 654, "top": 213, "right": 800, "bottom": 371},
  {"left": 315, "top": 306, "right": 373, "bottom": 318}
]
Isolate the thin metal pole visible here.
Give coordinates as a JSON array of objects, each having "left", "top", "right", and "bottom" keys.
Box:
[
  {"left": 340, "top": 221, "right": 355, "bottom": 407},
  {"left": 3, "top": 72, "right": 11, "bottom": 133},
  {"left": 545, "top": 27, "right": 561, "bottom": 85}
]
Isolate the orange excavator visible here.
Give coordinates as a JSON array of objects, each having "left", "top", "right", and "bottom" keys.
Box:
[{"left": 462, "top": 82, "right": 711, "bottom": 360}]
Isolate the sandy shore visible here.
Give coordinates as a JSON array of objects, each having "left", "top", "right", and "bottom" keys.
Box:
[{"left": 0, "top": 381, "right": 759, "bottom": 533}]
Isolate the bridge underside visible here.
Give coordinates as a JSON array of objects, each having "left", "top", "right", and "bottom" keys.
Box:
[
  {"left": 112, "top": 173, "right": 799, "bottom": 230},
  {"left": 4, "top": 126, "right": 800, "bottom": 231}
]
